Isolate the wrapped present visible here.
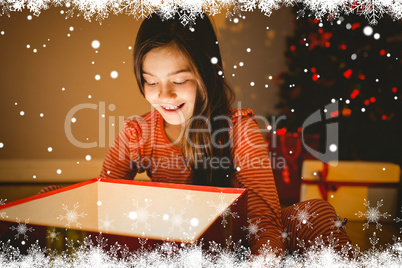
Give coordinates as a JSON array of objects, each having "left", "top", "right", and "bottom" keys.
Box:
[
  {"left": 0, "top": 178, "right": 247, "bottom": 253},
  {"left": 300, "top": 160, "right": 400, "bottom": 221}
]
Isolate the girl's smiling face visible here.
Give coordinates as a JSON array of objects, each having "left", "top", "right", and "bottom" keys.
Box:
[{"left": 142, "top": 45, "right": 198, "bottom": 126}]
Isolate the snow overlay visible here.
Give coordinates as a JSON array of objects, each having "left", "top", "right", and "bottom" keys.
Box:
[
  {"left": 57, "top": 202, "right": 87, "bottom": 229},
  {"left": 9, "top": 218, "right": 34, "bottom": 240},
  {"left": 0, "top": 0, "right": 400, "bottom": 25},
  {"left": 287, "top": 201, "right": 318, "bottom": 230},
  {"left": 355, "top": 199, "right": 391, "bottom": 231},
  {"left": 207, "top": 193, "right": 239, "bottom": 228}
]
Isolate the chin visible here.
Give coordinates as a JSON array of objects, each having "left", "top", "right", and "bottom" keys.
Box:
[{"left": 161, "top": 114, "right": 187, "bottom": 126}]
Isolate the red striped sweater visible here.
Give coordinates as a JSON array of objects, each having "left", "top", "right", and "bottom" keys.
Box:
[{"left": 100, "top": 108, "right": 285, "bottom": 254}]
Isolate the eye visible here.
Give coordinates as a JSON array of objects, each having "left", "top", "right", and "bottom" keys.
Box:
[
  {"left": 173, "top": 80, "right": 188, "bottom": 85},
  {"left": 144, "top": 81, "right": 158, "bottom": 86}
]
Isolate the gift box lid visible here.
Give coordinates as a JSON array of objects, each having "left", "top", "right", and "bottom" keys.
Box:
[
  {"left": 302, "top": 160, "right": 400, "bottom": 183},
  {"left": 0, "top": 178, "right": 247, "bottom": 243}
]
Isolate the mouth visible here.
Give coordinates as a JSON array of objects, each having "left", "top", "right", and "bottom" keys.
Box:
[{"left": 160, "top": 103, "right": 185, "bottom": 112}]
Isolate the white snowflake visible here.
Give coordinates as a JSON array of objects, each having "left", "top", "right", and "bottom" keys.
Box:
[
  {"left": 183, "top": 190, "right": 194, "bottom": 203},
  {"left": 57, "top": 202, "right": 87, "bottom": 229},
  {"left": 344, "top": 0, "right": 385, "bottom": 25},
  {"left": 138, "top": 234, "right": 148, "bottom": 252},
  {"left": 117, "top": 0, "right": 155, "bottom": 20},
  {"left": 9, "top": 218, "right": 34, "bottom": 240},
  {"left": 394, "top": 207, "right": 402, "bottom": 233},
  {"left": 164, "top": 208, "right": 186, "bottom": 234},
  {"left": 47, "top": 227, "right": 60, "bottom": 243},
  {"left": 177, "top": 5, "right": 204, "bottom": 26},
  {"left": 207, "top": 193, "right": 239, "bottom": 228},
  {"left": 0, "top": 199, "right": 8, "bottom": 219},
  {"left": 241, "top": 218, "right": 266, "bottom": 240},
  {"left": 288, "top": 201, "right": 318, "bottom": 230},
  {"left": 99, "top": 215, "right": 115, "bottom": 233},
  {"left": 278, "top": 227, "right": 291, "bottom": 243},
  {"left": 355, "top": 199, "right": 390, "bottom": 231},
  {"left": 330, "top": 215, "right": 347, "bottom": 233},
  {"left": 238, "top": 0, "right": 257, "bottom": 12},
  {"left": 124, "top": 198, "right": 157, "bottom": 231}
]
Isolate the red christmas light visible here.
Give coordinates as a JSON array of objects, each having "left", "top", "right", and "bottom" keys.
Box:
[
  {"left": 342, "top": 108, "right": 352, "bottom": 117},
  {"left": 276, "top": 128, "right": 286, "bottom": 135},
  {"left": 297, "top": 127, "right": 302, "bottom": 133},
  {"left": 392, "top": 87, "right": 398, "bottom": 93},
  {"left": 325, "top": 42, "right": 331, "bottom": 47},
  {"left": 351, "top": 23, "right": 361, "bottom": 30},
  {"left": 364, "top": 100, "right": 370, "bottom": 106},
  {"left": 380, "top": 49, "right": 386, "bottom": 55},
  {"left": 318, "top": 28, "right": 324, "bottom": 34},
  {"left": 343, "top": 69, "right": 353, "bottom": 79},
  {"left": 290, "top": 45, "right": 296, "bottom": 51},
  {"left": 312, "top": 74, "right": 319, "bottom": 81},
  {"left": 382, "top": 115, "right": 387, "bottom": 120},
  {"left": 351, "top": 89, "right": 360, "bottom": 99},
  {"left": 359, "top": 74, "right": 366, "bottom": 80},
  {"left": 370, "top": 97, "right": 376, "bottom": 103},
  {"left": 330, "top": 110, "right": 339, "bottom": 118},
  {"left": 313, "top": 18, "right": 319, "bottom": 24},
  {"left": 282, "top": 165, "right": 290, "bottom": 184},
  {"left": 311, "top": 67, "right": 317, "bottom": 73},
  {"left": 339, "top": 44, "right": 347, "bottom": 50}
]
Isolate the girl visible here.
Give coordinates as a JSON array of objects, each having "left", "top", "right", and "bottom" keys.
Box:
[{"left": 38, "top": 8, "right": 351, "bottom": 257}]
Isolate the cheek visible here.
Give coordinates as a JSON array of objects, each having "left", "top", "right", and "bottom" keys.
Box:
[
  {"left": 183, "top": 85, "right": 198, "bottom": 102},
  {"left": 143, "top": 89, "right": 155, "bottom": 103}
]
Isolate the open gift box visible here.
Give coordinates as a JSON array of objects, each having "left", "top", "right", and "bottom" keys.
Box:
[
  {"left": 0, "top": 178, "right": 247, "bottom": 252},
  {"left": 300, "top": 160, "right": 400, "bottom": 221}
]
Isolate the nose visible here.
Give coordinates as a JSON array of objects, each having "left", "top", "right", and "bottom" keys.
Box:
[{"left": 158, "top": 84, "right": 177, "bottom": 102}]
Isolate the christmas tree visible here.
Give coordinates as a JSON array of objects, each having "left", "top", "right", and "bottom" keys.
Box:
[{"left": 275, "top": 8, "right": 402, "bottom": 166}]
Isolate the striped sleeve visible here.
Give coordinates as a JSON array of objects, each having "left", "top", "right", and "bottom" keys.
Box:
[
  {"left": 231, "top": 109, "right": 285, "bottom": 255},
  {"left": 99, "top": 119, "right": 140, "bottom": 180}
]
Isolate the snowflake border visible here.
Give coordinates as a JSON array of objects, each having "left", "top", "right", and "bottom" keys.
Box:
[{"left": 0, "top": 1, "right": 400, "bottom": 25}]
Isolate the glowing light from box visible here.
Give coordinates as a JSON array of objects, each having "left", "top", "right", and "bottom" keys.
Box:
[
  {"left": 85, "top": 155, "right": 92, "bottom": 161},
  {"left": 56, "top": 169, "right": 62, "bottom": 174},
  {"left": 47, "top": 147, "right": 53, "bottom": 152}
]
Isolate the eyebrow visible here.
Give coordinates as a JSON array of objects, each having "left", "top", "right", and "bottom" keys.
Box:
[{"left": 142, "top": 69, "right": 192, "bottom": 77}]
